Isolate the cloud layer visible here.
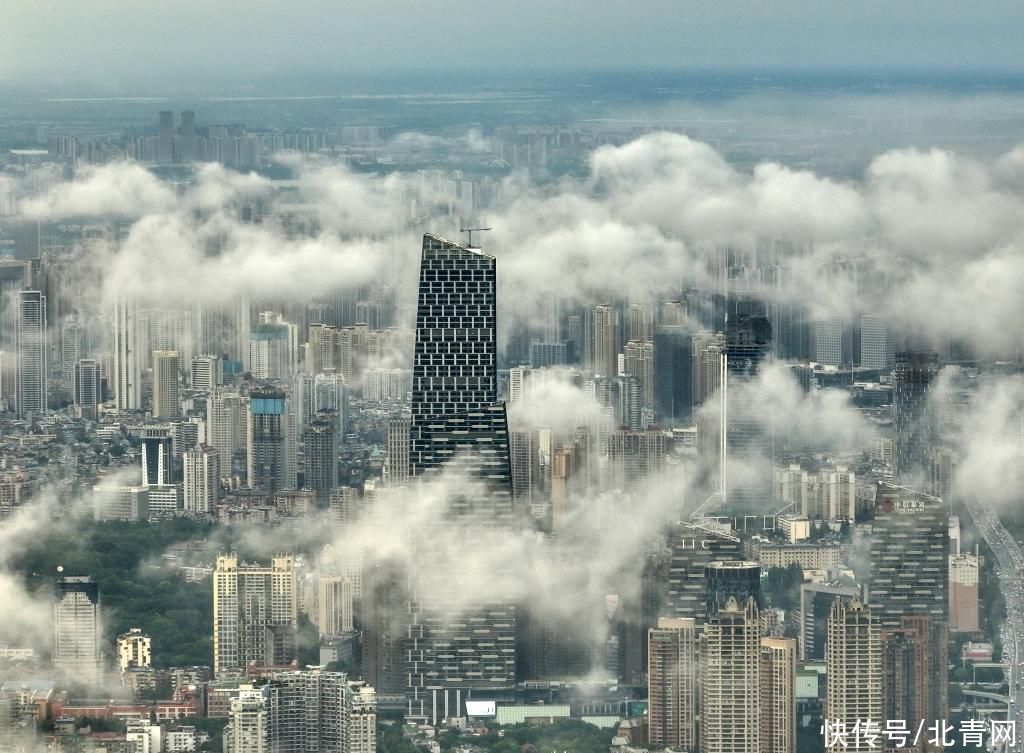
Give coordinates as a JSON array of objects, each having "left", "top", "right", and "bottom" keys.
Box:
[{"left": 11, "top": 132, "right": 1024, "bottom": 357}]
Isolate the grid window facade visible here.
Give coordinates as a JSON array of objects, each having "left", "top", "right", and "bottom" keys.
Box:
[{"left": 406, "top": 234, "right": 516, "bottom": 724}]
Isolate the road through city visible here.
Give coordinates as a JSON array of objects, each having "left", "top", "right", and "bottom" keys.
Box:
[{"left": 964, "top": 500, "right": 1024, "bottom": 752}]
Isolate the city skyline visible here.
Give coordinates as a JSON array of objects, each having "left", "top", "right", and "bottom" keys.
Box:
[{"left": 0, "top": 13, "right": 1023, "bottom": 751}]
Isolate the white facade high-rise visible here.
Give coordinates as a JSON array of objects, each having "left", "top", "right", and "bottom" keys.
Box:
[{"left": 114, "top": 298, "right": 142, "bottom": 411}]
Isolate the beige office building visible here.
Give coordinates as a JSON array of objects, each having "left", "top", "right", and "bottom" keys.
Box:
[
  {"left": 647, "top": 617, "right": 698, "bottom": 750},
  {"left": 825, "top": 599, "right": 883, "bottom": 752},
  {"left": 701, "top": 597, "right": 760, "bottom": 753},
  {"left": 759, "top": 637, "right": 796, "bottom": 753},
  {"left": 949, "top": 553, "right": 980, "bottom": 633},
  {"left": 152, "top": 350, "right": 180, "bottom": 418},
  {"left": 213, "top": 554, "right": 298, "bottom": 676}
]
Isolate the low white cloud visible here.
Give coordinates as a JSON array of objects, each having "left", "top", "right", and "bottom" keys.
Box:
[
  {"left": 10, "top": 132, "right": 1024, "bottom": 359},
  {"left": 185, "top": 162, "right": 274, "bottom": 212},
  {"left": 952, "top": 374, "right": 1024, "bottom": 508},
  {"left": 0, "top": 489, "right": 67, "bottom": 650},
  {"left": 18, "top": 162, "right": 175, "bottom": 220},
  {"left": 507, "top": 369, "right": 612, "bottom": 434}
]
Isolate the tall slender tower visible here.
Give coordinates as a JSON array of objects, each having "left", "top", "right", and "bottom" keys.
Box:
[
  {"left": 347, "top": 681, "right": 379, "bottom": 753},
  {"left": 700, "top": 596, "right": 761, "bottom": 753},
  {"left": 180, "top": 110, "right": 196, "bottom": 163},
  {"left": 313, "top": 373, "right": 347, "bottom": 434},
  {"left": 157, "top": 110, "right": 174, "bottom": 164},
  {"left": 720, "top": 314, "right": 772, "bottom": 523},
  {"left": 249, "top": 321, "right": 293, "bottom": 380},
  {"left": 74, "top": 358, "right": 101, "bottom": 421},
  {"left": 61, "top": 317, "right": 83, "bottom": 385},
  {"left": 184, "top": 444, "right": 220, "bottom": 515},
  {"left": 628, "top": 302, "right": 654, "bottom": 342},
  {"left": 247, "top": 387, "right": 292, "bottom": 492},
  {"left": 825, "top": 599, "right": 883, "bottom": 752},
  {"left": 653, "top": 324, "right": 693, "bottom": 423},
  {"left": 759, "top": 637, "right": 796, "bottom": 753},
  {"left": 114, "top": 298, "right": 142, "bottom": 411},
  {"left": 207, "top": 391, "right": 245, "bottom": 464},
  {"left": 591, "top": 304, "right": 619, "bottom": 377},
  {"left": 406, "top": 234, "right": 516, "bottom": 724},
  {"left": 693, "top": 331, "right": 725, "bottom": 407},
  {"left": 623, "top": 339, "right": 655, "bottom": 409},
  {"left": 303, "top": 414, "right": 338, "bottom": 500},
  {"left": 385, "top": 416, "right": 411, "bottom": 486},
  {"left": 892, "top": 351, "right": 939, "bottom": 479},
  {"left": 647, "top": 617, "right": 698, "bottom": 750},
  {"left": 0, "top": 260, "right": 31, "bottom": 352},
  {"left": 152, "top": 350, "right": 181, "bottom": 418},
  {"left": 882, "top": 616, "right": 946, "bottom": 752},
  {"left": 361, "top": 562, "right": 407, "bottom": 696},
  {"left": 16, "top": 290, "right": 47, "bottom": 418}
]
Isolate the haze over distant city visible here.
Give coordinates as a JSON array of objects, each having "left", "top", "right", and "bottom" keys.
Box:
[{"left": 3, "top": 0, "right": 1024, "bottom": 82}]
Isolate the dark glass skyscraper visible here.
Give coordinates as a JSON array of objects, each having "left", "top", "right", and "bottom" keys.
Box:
[
  {"left": 868, "top": 482, "right": 949, "bottom": 724},
  {"left": 720, "top": 314, "right": 773, "bottom": 522},
  {"left": 74, "top": 358, "right": 101, "bottom": 421},
  {"left": 16, "top": 290, "right": 47, "bottom": 418},
  {"left": 303, "top": 412, "right": 338, "bottom": 500},
  {"left": 409, "top": 234, "right": 512, "bottom": 498},
  {"left": 247, "top": 387, "right": 289, "bottom": 492},
  {"left": 892, "top": 351, "right": 939, "bottom": 479},
  {"left": 868, "top": 483, "right": 949, "bottom": 627},
  {"left": 406, "top": 234, "right": 516, "bottom": 724},
  {"left": 653, "top": 324, "right": 693, "bottom": 424},
  {"left": 141, "top": 429, "right": 175, "bottom": 486},
  {"left": 704, "top": 560, "right": 761, "bottom": 620}
]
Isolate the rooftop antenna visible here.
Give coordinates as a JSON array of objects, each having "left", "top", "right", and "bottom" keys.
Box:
[{"left": 459, "top": 226, "right": 492, "bottom": 248}]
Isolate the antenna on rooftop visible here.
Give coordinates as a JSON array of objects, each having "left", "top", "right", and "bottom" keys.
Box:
[{"left": 459, "top": 226, "right": 492, "bottom": 248}]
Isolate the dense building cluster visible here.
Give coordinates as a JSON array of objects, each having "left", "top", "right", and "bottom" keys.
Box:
[{"left": 0, "top": 107, "right": 1012, "bottom": 753}]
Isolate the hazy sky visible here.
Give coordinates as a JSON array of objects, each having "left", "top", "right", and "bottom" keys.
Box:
[{"left": 2, "top": 0, "right": 1024, "bottom": 83}]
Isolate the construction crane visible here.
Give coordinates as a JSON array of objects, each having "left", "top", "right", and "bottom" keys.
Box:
[{"left": 459, "top": 226, "right": 492, "bottom": 248}]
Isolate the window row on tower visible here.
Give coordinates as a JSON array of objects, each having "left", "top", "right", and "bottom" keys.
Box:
[{"left": 414, "top": 328, "right": 494, "bottom": 342}]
